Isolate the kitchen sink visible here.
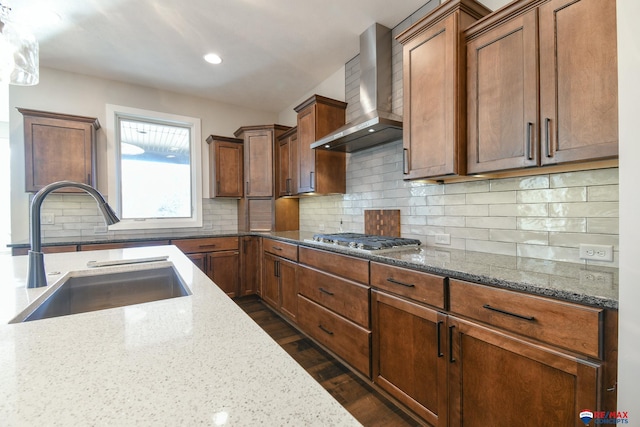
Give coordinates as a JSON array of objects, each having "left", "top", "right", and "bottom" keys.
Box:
[{"left": 11, "top": 266, "right": 191, "bottom": 323}]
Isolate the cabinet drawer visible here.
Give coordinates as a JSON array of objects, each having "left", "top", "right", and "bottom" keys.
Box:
[
  {"left": 79, "top": 241, "right": 169, "bottom": 251},
  {"left": 299, "top": 246, "right": 369, "bottom": 284},
  {"left": 298, "top": 295, "right": 371, "bottom": 377},
  {"left": 298, "top": 265, "right": 370, "bottom": 328},
  {"left": 370, "top": 262, "right": 445, "bottom": 309},
  {"left": 449, "top": 279, "right": 603, "bottom": 358},
  {"left": 172, "top": 237, "right": 238, "bottom": 254},
  {"left": 263, "top": 238, "right": 298, "bottom": 261}
]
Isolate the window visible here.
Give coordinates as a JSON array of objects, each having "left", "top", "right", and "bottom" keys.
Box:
[{"left": 106, "top": 105, "right": 202, "bottom": 230}]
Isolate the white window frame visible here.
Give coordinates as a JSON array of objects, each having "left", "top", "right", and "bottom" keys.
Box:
[{"left": 105, "top": 104, "right": 203, "bottom": 230}]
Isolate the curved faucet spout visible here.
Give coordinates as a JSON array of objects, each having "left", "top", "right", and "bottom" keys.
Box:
[{"left": 27, "top": 181, "right": 120, "bottom": 289}]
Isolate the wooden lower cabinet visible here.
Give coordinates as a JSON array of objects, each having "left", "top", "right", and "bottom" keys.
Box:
[
  {"left": 372, "top": 290, "right": 448, "bottom": 426},
  {"left": 447, "top": 316, "right": 600, "bottom": 427},
  {"left": 173, "top": 237, "right": 239, "bottom": 298},
  {"left": 240, "top": 236, "right": 261, "bottom": 296},
  {"left": 262, "top": 255, "right": 298, "bottom": 320},
  {"left": 298, "top": 295, "right": 371, "bottom": 376}
]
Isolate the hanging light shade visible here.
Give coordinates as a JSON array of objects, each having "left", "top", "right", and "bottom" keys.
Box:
[{"left": 0, "top": 3, "right": 39, "bottom": 85}]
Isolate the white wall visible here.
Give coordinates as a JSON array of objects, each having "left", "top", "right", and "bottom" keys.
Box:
[
  {"left": 616, "top": 0, "right": 640, "bottom": 413},
  {"left": 9, "top": 67, "right": 277, "bottom": 242}
]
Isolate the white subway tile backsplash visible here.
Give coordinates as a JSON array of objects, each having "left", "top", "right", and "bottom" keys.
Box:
[
  {"left": 518, "top": 218, "right": 587, "bottom": 232},
  {"left": 445, "top": 204, "right": 489, "bottom": 216},
  {"left": 490, "top": 175, "right": 549, "bottom": 191},
  {"left": 550, "top": 168, "right": 619, "bottom": 188},
  {"left": 490, "top": 229, "right": 549, "bottom": 245},
  {"left": 548, "top": 232, "right": 619, "bottom": 249},
  {"left": 548, "top": 201, "right": 619, "bottom": 218},
  {"left": 444, "top": 180, "right": 489, "bottom": 194},
  {"left": 427, "top": 194, "right": 466, "bottom": 206},
  {"left": 517, "top": 187, "right": 587, "bottom": 203},
  {"left": 587, "top": 185, "right": 619, "bottom": 201},
  {"left": 466, "top": 240, "right": 517, "bottom": 256},
  {"left": 466, "top": 216, "right": 517, "bottom": 229},
  {"left": 466, "top": 191, "right": 516, "bottom": 205},
  {"left": 489, "top": 203, "right": 549, "bottom": 217},
  {"left": 587, "top": 218, "right": 619, "bottom": 234}
]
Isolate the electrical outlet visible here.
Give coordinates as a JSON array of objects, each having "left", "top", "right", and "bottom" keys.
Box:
[
  {"left": 435, "top": 233, "right": 451, "bottom": 245},
  {"left": 41, "top": 213, "right": 55, "bottom": 225},
  {"left": 579, "top": 244, "right": 614, "bottom": 262},
  {"left": 319, "top": 223, "right": 325, "bottom": 232},
  {"left": 579, "top": 270, "right": 613, "bottom": 288}
]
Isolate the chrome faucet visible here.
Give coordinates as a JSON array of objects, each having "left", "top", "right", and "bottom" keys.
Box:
[{"left": 27, "top": 180, "right": 120, "bottom": 288}]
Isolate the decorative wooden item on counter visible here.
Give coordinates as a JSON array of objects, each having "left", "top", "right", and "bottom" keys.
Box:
[
  {"left": 364, "top": 209, "right": 401, "bottom": 237},
  {"left": 19, "top": 108, "right": 101, "bottom": 193},
  {"left": 206, "top": 135, "right": 243, "bottom": 198},
  {"left": 294, "top": 95, "right": 348, "bottom": 194}
]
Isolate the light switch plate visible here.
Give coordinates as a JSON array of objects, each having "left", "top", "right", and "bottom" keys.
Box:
[{"left": 41, "top": 213, "right": 55, "bottom": 224}]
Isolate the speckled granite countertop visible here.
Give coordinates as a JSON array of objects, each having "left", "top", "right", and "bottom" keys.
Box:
[
  {"left": 0, "top": 246, "right": 361, "bottom": 426},
  {"left": 261, "top": 231, "right": 619, "bottom": 310}
]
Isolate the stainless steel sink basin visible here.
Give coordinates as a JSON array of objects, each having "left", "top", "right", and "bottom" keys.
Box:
[{"left": 11, "top": 266, "right": 190, "bottom": 323}]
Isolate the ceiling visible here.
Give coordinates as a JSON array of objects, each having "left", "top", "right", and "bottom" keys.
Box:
[{"left": 10, "top": 0, "right": 434, "bottom": 113}]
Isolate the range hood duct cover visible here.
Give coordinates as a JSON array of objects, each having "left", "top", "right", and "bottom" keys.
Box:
[{"left": 311, "top": 23, "right": 402, "bottom": 153}]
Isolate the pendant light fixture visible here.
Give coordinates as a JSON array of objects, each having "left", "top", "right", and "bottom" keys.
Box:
[{"left": 0, "top": 2, "right": 38, "bottom": 85}]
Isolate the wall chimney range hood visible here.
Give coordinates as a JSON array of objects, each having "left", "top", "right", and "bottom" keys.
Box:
[{"left": 311, "top": 23, "right": 402, "bottom": 153}]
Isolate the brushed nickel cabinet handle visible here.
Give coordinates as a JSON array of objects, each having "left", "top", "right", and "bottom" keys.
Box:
[
  {"left": 318, "top": 324, "right": 334, "bottom": 335},
  {"left": 545, "top": 118, "right": 553, "bottom": 158},
  {"left": 198, "top": 244, "right": 218, "bottom": 249},
  {"left": 403, "top": 148, "right": 409, "bottom": 174},
  {"left": 319, "top": 287, "right": 334, "bottom": 296},
  {"left": 310, "top": 171, "right": 315, "bottom": 190},
  {"left": 386, "top": 277, "right": 415, "bottom": 288},
  {"left": 271, "top": 246, "right": 283, "bottom": 251},
  {"left": 483, "top": 304, "right": 535, "bottom": 321},
  {"left": 526, "top": 122, "right": 534, "bottom": 160}
]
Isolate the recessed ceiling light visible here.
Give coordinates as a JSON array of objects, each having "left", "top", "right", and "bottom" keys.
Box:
[{"left": 204, "top": 53, "right": 222, "bottom": 65}]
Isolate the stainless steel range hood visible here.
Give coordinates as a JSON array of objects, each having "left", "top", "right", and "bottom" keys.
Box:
[{"left": 311, "top": 23, "right": 402, "bottom": 153}]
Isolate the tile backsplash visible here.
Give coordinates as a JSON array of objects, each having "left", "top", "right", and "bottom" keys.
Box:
[{"left": 299, "top": 141, "right": 619, "bottom": 267}]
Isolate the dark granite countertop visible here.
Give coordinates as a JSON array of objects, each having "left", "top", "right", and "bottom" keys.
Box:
[
  {"left": 260, "top": 231, "right": 619, "bottom": 310},
  {"left": 10, "top": 230, "right": 618, "bottom": 309}
]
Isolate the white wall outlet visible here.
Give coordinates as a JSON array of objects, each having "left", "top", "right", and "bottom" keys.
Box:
[
  {"left": 579, "top": 244, "right": 614, "bottom": 262},
  {"left": 435, "top": 233, "right": 451, "bottom": 245},
  {"left": 319, "top": 223, "right": 325, "bottom": 232},
  {"left": 41, "top": 213, "right": 55, "bottom": 225}
]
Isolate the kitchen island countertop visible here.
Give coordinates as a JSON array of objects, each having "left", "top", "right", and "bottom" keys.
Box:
[{"left": 0, "top": 246, "right": 361, "bottom": 426}]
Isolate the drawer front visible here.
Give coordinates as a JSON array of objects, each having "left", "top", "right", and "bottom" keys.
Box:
[
  {"left": 370, "top": 262, "right": 446, "bottom": 309},
  {"left": 298, "top": 265, "right": 370, "bottom": 328},
  {"left": 449, "top": 279, "right": 603, "bottom": 358},
  {"left": 263, "top": 238, "right": 298, "bottom": 261},
  {"left": 13, "top": 244, "right": 78, "bottom": 256},
  {"left": 298, "top": 295, "right": 371, "bottom": 377},
  {"left": 172, "top": 237, "right": 238, "bottom": 253},
  {"left": 299, "top": 246, "right": 369, "bottom": 284},
  {"left": 79, "top": 241, "right": 169, "bottom": 251}
]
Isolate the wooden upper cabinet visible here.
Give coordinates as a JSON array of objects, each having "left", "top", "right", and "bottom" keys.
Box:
[
  {"left": 466, "top": 0, "right": 618, "bottom": 174},
  {"left": 538, "top": 0, "right": 618, "bottom": 165},
  {"left": 19, "top": 108, "right": 100, "bottom": 193},
  {"left": 397, "top": 0, "right": 490, "bottom": 180},
  {"left": 277, "top": 126, "right": 297, "bottom": 197},
  {"left": 294, "top": 95, "right": 347, "bottom": 194},
  {"left": 235, "top": 126, "right": 276, "bottom": 198},
  {"left": 206, "top": 135, "right": 243, "bottom": 198}
]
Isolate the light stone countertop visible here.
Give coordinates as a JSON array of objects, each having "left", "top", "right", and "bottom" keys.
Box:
[{"left": 0, "top": 246, "right": 362, "bottom": 427}]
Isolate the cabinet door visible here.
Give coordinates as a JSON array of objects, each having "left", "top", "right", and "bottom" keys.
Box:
[
  {"left": 186, "top": 252, "right": 207, "bottom": 273},
  {"left": 372, "top": 291, "right": 448, "bottom": 426},
  {"left": 448, "top": 316, "right": 600, "bottom": 427},
  {"left": 244, "top": 129, "right": 274, "bottom": 197},
  {"left": 208, "top": 250, "right": 239, "bottom": 298},
  {"left": 213, "top": 141, "right": 243, "bottom": 198},
  {"left": 466, "top": 9, "right": 538, "bottom": 174},
  {"left": 539, "top": 0, "right": 618, "bottom": 165},
  {"left": 262, "top": 253, "right": 280, "bottom": 308},
  {"left": 279, "top": 258, "right": 298, "bottom": 321},
  {"left": 402, "top": 13, "right": 457, "bottom": 179},
  {"left": 240, "top": 236, "right": 261, "bottom": 296},
  {"left": 277, "top": 132, "right": 296, "bottom": 197},
  {"left": 22, "top": 113, "right": 97, "bottom": 192},
  {"left": 296, "top": 104, "right": 316, "bottom": 193}
]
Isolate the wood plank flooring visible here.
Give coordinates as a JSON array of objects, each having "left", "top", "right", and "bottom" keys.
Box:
[{"left": 235, "top": 296, "right": 423, "bottom": 427}]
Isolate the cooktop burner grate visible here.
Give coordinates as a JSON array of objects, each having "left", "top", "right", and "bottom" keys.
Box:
[{"left": 311, "top": 233, "right": 421, "bottom": 251}]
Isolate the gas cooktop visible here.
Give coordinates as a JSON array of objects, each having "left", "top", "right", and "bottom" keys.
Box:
[{"left": 308, "top": 233, "right": 421, "bottom": 253}]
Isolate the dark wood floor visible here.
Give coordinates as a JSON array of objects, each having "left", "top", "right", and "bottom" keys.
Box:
[{"left": 235, "top": 296, "right": 423, "bottom": 427}]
